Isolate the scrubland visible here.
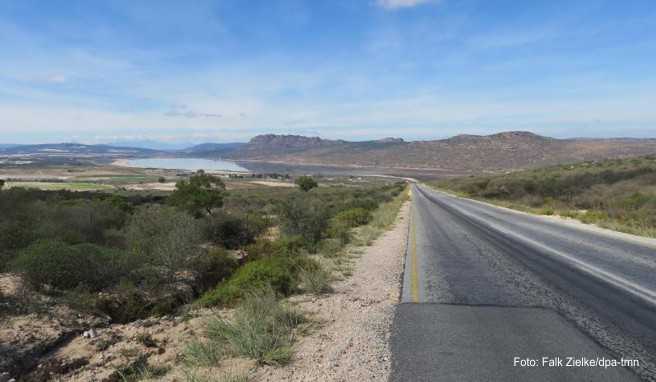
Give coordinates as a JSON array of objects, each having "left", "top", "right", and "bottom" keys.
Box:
[
  {"left": 0, "top": 172, "right": 407, "bottom": 381},
  {"left": 433, "top": 155, "right": 656, "bottom": 237}
]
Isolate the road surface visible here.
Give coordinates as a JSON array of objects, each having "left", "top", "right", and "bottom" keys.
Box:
[{"left": 391, "top": 184, "right": 656, "bottom": 381}]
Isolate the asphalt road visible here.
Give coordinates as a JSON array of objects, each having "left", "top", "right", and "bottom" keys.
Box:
[{"left": 391, "top": 184, "right": 656, "bottom": 381}]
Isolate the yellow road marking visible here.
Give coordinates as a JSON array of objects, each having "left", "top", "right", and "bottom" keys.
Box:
[{"left": 410, "top": 204, "right": 420, "bottom": 303}]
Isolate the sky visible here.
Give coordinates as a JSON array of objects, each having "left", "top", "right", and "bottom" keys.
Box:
[{"left": 1, "top": 0, "right": 656, "bottom": 145}]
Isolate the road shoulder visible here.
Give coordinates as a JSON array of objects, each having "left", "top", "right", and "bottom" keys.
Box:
[{"left": 254, "top": 201, "right": 410, "bottom": 381}]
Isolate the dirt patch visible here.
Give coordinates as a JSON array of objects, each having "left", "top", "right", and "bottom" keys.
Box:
[
  {"left": 0, "top": 274, "right": 106, "bottom": 379},
  {"left": 248, "top": 181, "right": 296, "bottom": 188},
  {"left": 124, "top": 182, "right": 177, "bottom": 191}
]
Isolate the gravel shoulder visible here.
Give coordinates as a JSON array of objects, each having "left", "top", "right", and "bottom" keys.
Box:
[{"left": 254, "top": 201, "right": 410, "bottom": 382}]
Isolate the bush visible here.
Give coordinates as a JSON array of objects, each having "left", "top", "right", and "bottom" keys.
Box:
[
  {"left": 204, "top": 212, "right": 265, "bottom": 249},
  {"left": 205, "top": 290, "right": 304, "bottom": 364},
  {"left": 244, "top": 237, "right": 304, "bottom": 260},
  {"left": 34, "top": 199, "right": 127, "bottom": 245},
  {"left": 197, "top": 255, "right": 319, "bottom": 306},
  {"left": 329, "top": 208, "right": 371, "bottom": 244},
  {"left": 343, "top": 197, "right": 380, "bottom": 212},
  {"left": 197, "top": 256, "right": 296, "bottom": 306},
  {"left": 332, "top": 208, "right": 371, "bottom": 228},
  {"left": 0, "top": 216, "right": 36, "bottom": 251},
  {"left": 295, "top": 176, "right": 318, "bottom": 192},
  {"left": 12, "top": 239, "right": 124, "bottom": 292},
  {"left": 189, "top": 249, "right": 239, "bottom": 293},
  {"left": 126, "top": 205, "right": 203, "bottom": 283},
  {"left": 278, "top": 194, "right": 329, "bottom": 252}
]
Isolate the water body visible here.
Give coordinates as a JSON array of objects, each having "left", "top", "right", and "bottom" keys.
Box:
[{"left": 125, "top": 158, "right": 248, "bottom": 172}]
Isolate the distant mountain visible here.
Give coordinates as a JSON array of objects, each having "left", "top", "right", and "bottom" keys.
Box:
[
  {"left": 187, "top": 131, "right": 656, "bottom": 174},
  {"left": 179, "top": 142, "right": 245, "bottom": 157},
  {"left": 0, "top": 144, "right": 21, "bottom": 150},
  {"left": 106, "top": 140, "right": 196, "bottom": 151},
  {"left": 0, "top": 143, "right": 162, "bottom": 157}
]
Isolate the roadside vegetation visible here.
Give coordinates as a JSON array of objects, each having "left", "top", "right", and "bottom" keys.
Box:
[
  {"left": 433, "top": 155, "right": 656, "bottom": 237},
  {"left": 0, "top": 170, "right": 406, "bottom": 380}
]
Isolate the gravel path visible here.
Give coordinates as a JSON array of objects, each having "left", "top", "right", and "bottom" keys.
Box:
[{"left": 255, "top": 201, "right": 410, "bottom": 382}]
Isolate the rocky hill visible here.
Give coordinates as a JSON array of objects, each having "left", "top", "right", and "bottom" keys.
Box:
[{"left": 200, "top": 131, "right": 656, "bottom": 174}]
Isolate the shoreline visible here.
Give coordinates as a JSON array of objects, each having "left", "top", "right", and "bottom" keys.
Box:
[{"left": 110, "top": 158, "right": 251, "bottom": 175}]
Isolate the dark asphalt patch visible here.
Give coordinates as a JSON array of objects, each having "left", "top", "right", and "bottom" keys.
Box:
[{"left": 390, "top": 303, "right": 639, "bottom": 382}]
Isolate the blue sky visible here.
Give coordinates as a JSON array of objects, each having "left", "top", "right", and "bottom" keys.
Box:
[{"left": 1, "top": 0, "right": 655, "bottom": 144}]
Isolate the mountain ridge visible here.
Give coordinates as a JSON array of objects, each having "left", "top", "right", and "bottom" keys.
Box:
[
  {"left": 214, "top": 131, "right": 656, "bottom": 173},
  {"left": 3, "top": 131, "right": 656, "bottom": 174}
]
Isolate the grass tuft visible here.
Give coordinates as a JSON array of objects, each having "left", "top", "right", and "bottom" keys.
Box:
[
  {"left": 205, "top": 290, "right": 304, "bottom": 365},
  {"left": 182, "top": 340, "right": 224, "bottom": 367},
  {"left": 298, "top": 264, "right": 333, "bottom": 295}
]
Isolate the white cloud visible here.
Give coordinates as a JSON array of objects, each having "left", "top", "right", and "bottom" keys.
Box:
[
  {"left": 376, "top": 0, "right": 436, "bottom": 10},
  {"left": 46, "top": 74, "right": 67, "bottom": 84}
]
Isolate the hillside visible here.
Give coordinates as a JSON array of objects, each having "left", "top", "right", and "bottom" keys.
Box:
[
  {"left": 179, "top": 142, "right": 245, "bottom": 157},
  {"left": 192, "top": 131, "right": 656, "bottom": 174},
  {"left": 433, "top": 155, "right": 656, "bottom": 237}
]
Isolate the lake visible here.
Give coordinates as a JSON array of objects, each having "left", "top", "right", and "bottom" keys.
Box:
[{"left": 125, "top": 158, "right": 249, "bottom": 172}]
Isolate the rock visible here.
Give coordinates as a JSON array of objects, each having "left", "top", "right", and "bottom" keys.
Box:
[{"left": 83, "top": 329, "right": 97, "bottom": 339}]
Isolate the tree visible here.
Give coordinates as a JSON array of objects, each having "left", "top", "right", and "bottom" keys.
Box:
[
  {"left": 126, "top": 205, "right": 203, "bottom": 283},
  {"left": 295, "top": 176, "right": 318, "bottom": 192},
  {"left": 169, "top": 170, "right": 226, "bottom": 216},
  {"left": 0, "top": 179, "right": 5, "bottom": 190}
]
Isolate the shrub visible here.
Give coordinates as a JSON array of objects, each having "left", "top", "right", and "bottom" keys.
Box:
[
  {"left": 295, "top": 176, "right": 318, "bottom": 192},
  {"left": 244, "top": 236, "right": 304, "bottom": 260},
  {"left": 197, "top": 256, "right": 297, "bottom": 306},
  {"left": 278, "top": 194, "right": 329, "bottom": 252},
  {"left": 188, "top": 249, "right": 239, "bottom": 293},
  {"left": 34, "top": 199, "right": 127, "bottom": 245},
  {"left": 0, "top": 216, "right": 36, "bottom": 251},
  {"left": 343, "top": 196, "right": 383, "bottom": 212},
  {"left": 205, "top": 290, "right": 304, "bottom": 365},
  {"left": 126, "top": 205, "right": 203, "bottom": 283},
  {"left": 328, "top": 208, "right": 371, "bottom": 244},
  {"left": 333, "top": 207, "right": 371, "bottom": 228},
  {"left": 12, "top": 240, "right": 124, "bottom": 292},
  {"left": 197, "top": 255, "right": 319, "bottom": 306},
  {"left": 204, "top": 212, "right": 264, "bottom": 249}
]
